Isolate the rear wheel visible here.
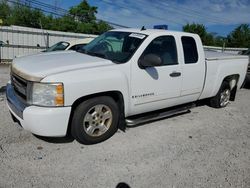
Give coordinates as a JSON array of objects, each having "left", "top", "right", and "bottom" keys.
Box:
[
  {"left": 71, "top": 96, "right": 119, "bottom": 144},
  {"left": 210, "top": 81, "right": 231, "bottom": 108}
]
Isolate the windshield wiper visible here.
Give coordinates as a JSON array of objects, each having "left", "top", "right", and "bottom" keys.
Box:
[
  {"left": 77, "top": 48, "right": 107, "bottom": 59},
  {"left": 77, "top": 48, "right": 86, "bottom": 54},
  {"left": 88, "top": 52, "right": 106, "bottom": 59},
  {"left": 81, "top": 50, "right": 106, "bottom": 59}
]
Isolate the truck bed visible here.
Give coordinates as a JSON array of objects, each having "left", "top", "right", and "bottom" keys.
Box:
[
  {"left": 205, "top": 50, "right": 248, "bottom": 61},
  {"left": 199, "top": 50, "right": 249, "bottom": 100}
]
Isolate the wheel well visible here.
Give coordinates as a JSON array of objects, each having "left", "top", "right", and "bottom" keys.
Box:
[
  {"left": 222, "top": 74, "right": 239, "bottom": 101},
  {"left": 66, "top": 91, "right": 125, "bottom": 136}
]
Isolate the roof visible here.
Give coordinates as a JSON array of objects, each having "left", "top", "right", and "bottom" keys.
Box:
[{"left": 111, "top": 28, "right": 197, "bottom": 36}]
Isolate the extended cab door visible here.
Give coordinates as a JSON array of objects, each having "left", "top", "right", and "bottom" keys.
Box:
[
  {"left": 130, "top": 35, "right": 182, "bottom": 114},
  {"left": 180, "top": 36, "right": 205, "bottom": 100}
]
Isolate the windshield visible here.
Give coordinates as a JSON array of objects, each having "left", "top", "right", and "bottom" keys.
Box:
[
  {"left": 80, "top": 31, "right": 147, "bottom": 63},
  {"left": 44, "top": 41, "right": 70, "bottom": 52}
]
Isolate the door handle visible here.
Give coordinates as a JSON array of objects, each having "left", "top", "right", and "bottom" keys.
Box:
[{"left": 169, "top": 72, "right": 181, "bottom": 77}]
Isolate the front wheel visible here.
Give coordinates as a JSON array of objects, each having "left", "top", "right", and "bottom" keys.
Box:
[
  {"left": 209, "top": 81, "right": 231, "bottom": 108},
  {"left": 71, "top": 96, "right": 119, "bottom": 144}
]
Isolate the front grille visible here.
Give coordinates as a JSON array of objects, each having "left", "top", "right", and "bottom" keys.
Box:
[{"left": 11, "top": 73, "right": 28, "bottom": 101}]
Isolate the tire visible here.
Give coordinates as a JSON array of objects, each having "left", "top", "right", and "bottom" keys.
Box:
[
  {"left": 210, "top": 81, "right": 231, "bottom": 108},
  {"left": 246, "top": 74, "right": 250, "bottom": 84},
  {"left": 71, "top": 96, "right": 119, "bottom": 144}
]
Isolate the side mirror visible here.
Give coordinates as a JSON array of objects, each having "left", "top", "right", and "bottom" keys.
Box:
[{"left": 138, "top": 54, "right": 163, "bottom": 69}]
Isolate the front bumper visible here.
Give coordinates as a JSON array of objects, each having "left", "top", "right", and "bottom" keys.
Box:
[{"left": 6, "top": 83, "right": 71, "bottom": 137}]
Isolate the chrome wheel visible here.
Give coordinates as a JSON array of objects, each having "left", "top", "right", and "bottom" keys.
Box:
[
  {"left": 83, "top": 104, "right": 113, "bottom": 137},
  {"left": 220, "top": 89, "right": 230, "bottom": 107}
]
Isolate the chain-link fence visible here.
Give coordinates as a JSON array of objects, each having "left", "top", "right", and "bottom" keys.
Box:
[{"left": 0, "top": 25, "right": 97, "bottom": 63}]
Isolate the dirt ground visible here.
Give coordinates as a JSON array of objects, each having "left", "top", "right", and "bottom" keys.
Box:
[{"left": 0, "top": 64, "right": 250, "bottom": 188}]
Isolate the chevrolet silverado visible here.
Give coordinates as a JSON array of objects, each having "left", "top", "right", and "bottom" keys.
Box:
[{"left": 6, "top": 29, "right": 249, "bottom": 144}]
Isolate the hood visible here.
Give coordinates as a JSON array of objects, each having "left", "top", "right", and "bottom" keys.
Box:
[{"left": 12, "top": 51, "right": 114, "bottom": 81}]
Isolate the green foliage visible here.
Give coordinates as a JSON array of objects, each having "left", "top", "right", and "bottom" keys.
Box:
[
  {"left": 227, "top": 24, "right": 250, "bottom": 48},
  {"left": 69, "top": 0, "right": 97, "bottom": 23},
  {"left": 8, "top": 4, "right": 45, "bottom": 28},
  {"left": 183, "top": 23, "right": 215, "bottom": 45},
  {"left": 214, "top": 36, "right": 226, "bottom": 47},
  {"left": 183, "top": 23, "right": 250, "bottom": 48},
  {"left": 183, "top": 23, "right": 207, "bottom": 41},
  {"left": 0, "top": 0, "right": 112, "bottom": 34},
  {"left": 96, "top": 20, "right": 113, "bottom": 34},
  {"left": 0, "top": 0, "right": 10, "bottom": 24}
]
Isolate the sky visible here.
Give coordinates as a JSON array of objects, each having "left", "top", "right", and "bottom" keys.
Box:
[{"left": 47, "top": 0, "right": 250, "bottom": 36}]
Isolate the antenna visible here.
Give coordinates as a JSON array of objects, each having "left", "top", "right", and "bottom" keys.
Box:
[{"left": 141, "top": 26, "right": 146, "bottom": 31}]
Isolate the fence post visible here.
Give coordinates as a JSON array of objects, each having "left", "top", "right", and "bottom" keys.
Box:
[
  {"left": 46, "top": 32, "right": 49, "bottom": 49},
  {"left": 0, "top": 43, "right": 3, "bottom": 63},
  {"left": 222, "top": 42, "right": 225, "bottom": 52}
]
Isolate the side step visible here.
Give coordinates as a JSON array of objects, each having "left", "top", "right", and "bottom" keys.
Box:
[{"left": 126, "top": 103, "right": 195, "bottom": 127}]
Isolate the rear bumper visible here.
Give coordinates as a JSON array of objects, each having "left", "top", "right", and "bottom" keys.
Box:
[{"left": 6, "top": 83, "right": 71, "bottom": 137}]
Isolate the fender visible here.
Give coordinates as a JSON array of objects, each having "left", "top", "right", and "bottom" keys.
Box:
[{"left": 42, "top": 63, "right": 130, "bottom": 116}]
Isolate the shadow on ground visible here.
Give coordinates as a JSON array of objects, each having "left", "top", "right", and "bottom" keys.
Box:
[
  {"left": 116, "top": 182, "right": 131, "bottom": 188},
  {"left": 243, "top": 80, "right": 250, "bottom": 89},
  {"left": 0, "top": 86, "right": 6, "bottom": 93},
  {"left": 34, "top": 134, "right": 75, "bottom": 144}
]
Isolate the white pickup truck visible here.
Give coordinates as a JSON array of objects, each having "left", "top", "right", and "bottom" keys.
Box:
[{"left": 6, "top": 29, "right": 249, "bottom": 144}]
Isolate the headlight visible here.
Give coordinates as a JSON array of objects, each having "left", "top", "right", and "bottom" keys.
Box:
[{"left": 30, "top": 82, "right": 64, "bottom": 107}]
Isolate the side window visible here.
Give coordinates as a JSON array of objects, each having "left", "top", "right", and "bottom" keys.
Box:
[
  {"left": 142, "top": 36, "right": 178, "bottom": 66},
  {"left": 181, "top": 36, "right": 198, "bottom": 64},
  {"left": 68, "top": 44, "right": 86, "bottom": 51}
]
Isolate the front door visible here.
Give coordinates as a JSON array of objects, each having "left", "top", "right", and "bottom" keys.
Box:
[{"left": 130, "top": 35, "right": 182, "bottom": 115}]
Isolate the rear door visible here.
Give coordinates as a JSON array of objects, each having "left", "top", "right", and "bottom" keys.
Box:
[{"left": 180, "top": 36, "right": 205, "bottom": 100}]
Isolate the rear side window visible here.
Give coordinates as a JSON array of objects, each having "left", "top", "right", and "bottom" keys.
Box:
[{"left": 181, "top": 36, "right": 198, "bottom": 64}]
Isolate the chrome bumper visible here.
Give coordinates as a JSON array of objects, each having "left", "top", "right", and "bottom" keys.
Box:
[{"left": 6, "top": 83, "right": 28, "bottom": 119}]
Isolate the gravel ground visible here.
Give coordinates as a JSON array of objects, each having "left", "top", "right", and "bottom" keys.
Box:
[
  {"left": 0, "top": 64, "right": 10, "bottom": 89},
  {"left": 0, "top": 65, "right": 250, "bottom": 188}
]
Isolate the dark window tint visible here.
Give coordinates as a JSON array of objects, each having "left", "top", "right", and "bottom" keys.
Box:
[
  {"left": 142, "top": 36, "right": 178, "bottom": 66},
  {"left": 181, "top": 36, "right": 198, "bottom": 64},
  {"left": 68, "top": 44, "right": 86, "bottom": 51}
]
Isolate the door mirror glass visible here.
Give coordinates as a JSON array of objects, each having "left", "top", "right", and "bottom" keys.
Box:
[{"left": 139, "top": 54, "right": 163, "bottom": 68}]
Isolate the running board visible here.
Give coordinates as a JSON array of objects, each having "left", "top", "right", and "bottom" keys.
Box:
[{"left": 126, "top": 103, "right": 195, "bottom": 127}]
